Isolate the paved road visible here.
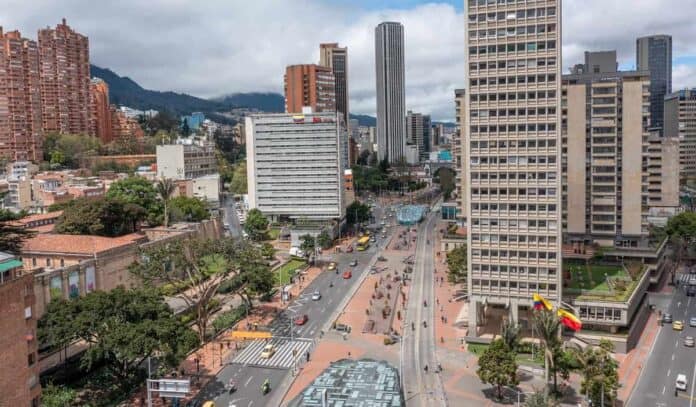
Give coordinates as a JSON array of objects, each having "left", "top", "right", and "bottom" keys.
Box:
[
  {"left": 197, "top": 203, "right": 394, "bottom": 407},
  {"left": 631, "top": 272, "right": 696, "bottom": 407},
  {"left": 222, "top": 193, "right": 243, "bottom": 238},
  {"left": 402, "top": 208, "right": 446, "bottom": 406}
]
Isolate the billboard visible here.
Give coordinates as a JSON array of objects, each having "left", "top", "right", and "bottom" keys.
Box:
[
  {"left": 85, "top": 266, "right": 96, "bottom": 293},
  {"left": 49, "top": 276, "right": 62, "bottom": 299},
  {"left": 68, "top": 271, "right": 79, "bottom": 299}
]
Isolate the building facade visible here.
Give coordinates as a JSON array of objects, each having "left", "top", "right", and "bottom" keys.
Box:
[
  {"left": 636, "top": 35, "right": 672, "bottom": 132},
  {"left": 0, "top": 28, "right": 43, "bottom": 162},
  {"left": 375, "top": 22, "right": 406, "bottom": 163},
  {"left": 465, "top": 0, "right": 562, "bottom": 331},
  {"left": 89, "top": 78, "right": 112, "bottom": 143},
  {"left": 156, "top": 143, "right": 218, "bottom": 180},
  {"left": 406, "top": 110, "right": 424, "bottom": 161},
  {"left": 455, "top": 88, "right": 466, "bottom": 222},
  {"left": 245, "top": 112, "right": 345, "bottom": 222},
  {"left": 284, "top": 64, "right": 336, "bottom": 114},
  {"left": 38, "top": 19, "right": 90, "bottom": 135},
  {"left": 665, "top": 89, "right": 696, "bottom": 183},
  {"left": 319, "top": 43, "right": 349, "bottom": 122},
  {"left": 0, "top": 253, "right": 40, "bottom": 407},
  {"left": 562, "top": 51, "right": 650, "bottom": 247}
]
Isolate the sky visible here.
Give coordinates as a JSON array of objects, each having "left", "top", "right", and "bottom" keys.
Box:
[{"left": 3, "top": 0, "right": 696, "bottom": 121}]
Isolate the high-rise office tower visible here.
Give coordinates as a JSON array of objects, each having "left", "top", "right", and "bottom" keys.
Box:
[
  {"left": 375, "top": 22, "right": 406, "bottom": 163},
  {"left": 422, "top": 114, "right": 431, "bottom": 161},
  {"left": 0, "top": 28, "right": 43, "bottom": 162},
  {"left": 454, "top": 88, "right": 466, "bottom": 221},
  {"left": 406, "top": 110, "right": 424, "bottom": 158},
  {"left": 636, "top": 35, "right": 672, "bottom": 132},
  {"left": 284, "top": 64, "right": 336, "bottom": 114},
  {"left": 562, "top": 51, "right": 650, "bottom": 247},
  {"left": 665, "top": 89, "right": 696, "bottom": 183},
  {"left": 319, "top": 43, "right": 349, "bottom": 122},
  {"left": 38, "top": 19, "right": 90, "bottom": 135},
  {"left": 465, "top": 0, "right": 562, "bottom": 329}
]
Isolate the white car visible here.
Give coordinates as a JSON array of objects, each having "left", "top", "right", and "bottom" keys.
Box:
[
  {"left": 677, "top": 374, "right": 688, "bottom": 391},
  {"left": 311, "top": 291, "right": 321, "bottom": 301}
]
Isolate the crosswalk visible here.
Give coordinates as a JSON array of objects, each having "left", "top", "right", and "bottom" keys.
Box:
[
  {"left": 230, "top": 338, "right": 313, "bottom": 369},
  {"left": 677, "top": 272, "right": 696, "bottom": 285}
]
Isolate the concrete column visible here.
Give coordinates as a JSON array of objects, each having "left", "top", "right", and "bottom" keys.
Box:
[
  {"left": 511, "top": 300, "right": 519, "bottom": 324},
  {"left": 469, "top": 300, "right": 478, "bottom": 336},
  {"left": 78, "top": 268, "right": 87, "bottom": 298}
]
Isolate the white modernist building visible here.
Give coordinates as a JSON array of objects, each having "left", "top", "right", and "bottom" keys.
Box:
[{"left": 245, "top": 111, "right": 346, "bottom": 223}]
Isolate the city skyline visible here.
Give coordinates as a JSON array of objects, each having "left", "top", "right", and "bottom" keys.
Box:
[{"left": 2, "top": 0, "right": 695, "bottom": 121}]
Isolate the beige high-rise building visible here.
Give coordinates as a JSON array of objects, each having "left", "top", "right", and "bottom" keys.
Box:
[
  {"left": 562, "top": 51, "right": 650, "bottom": 247},
  {"left": 454, "top": 88, "right": 466, "bottom": 221},
  {"left": 0, "top": 28, "right": 43, "bottom": 162},
  {"left": 465, "top": 0, "right": 562, "bottom": 330},
  {"left": 38, "top": 19, "right": 90, "bottom": 135},
  {"left": 319, "top": 43, "right": 348, "bottom": 122},
  {"left": 665, "top": 89, "right": 696, "bottom": 184}
]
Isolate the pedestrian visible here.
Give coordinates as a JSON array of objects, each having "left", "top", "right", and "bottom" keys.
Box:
[
  {"left": 436, "top": 298, "right": 439, "bottom": 305},
  {"left": 348, "top": 351, "right": 351, "bottom": 358}
]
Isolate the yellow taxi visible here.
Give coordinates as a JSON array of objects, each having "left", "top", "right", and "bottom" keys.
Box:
[
  {"left": 261, "top": 344, "right": 276, "bottom": 358},
  {"left": 327, "top": 262, "right": 337, "bottom": 271},
  {"left": 673, "top": 320, "right": 684, "bottom": 331}
]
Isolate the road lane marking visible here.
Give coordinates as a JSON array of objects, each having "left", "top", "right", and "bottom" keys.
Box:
[
  {"left": 677, "top": 340, "right": 680, "bottom": 348},
  {"left": 245, "top": 375, "right": 253, "bottom": 387},
  {"left": 673, "top": 354, "right": 676, "bottom": 361},
  {"left": 662, "top": 386, "right": 666, "bottom": 395},
  {"left": 668, "top": 369, "right": 671, "bottom": 377}
]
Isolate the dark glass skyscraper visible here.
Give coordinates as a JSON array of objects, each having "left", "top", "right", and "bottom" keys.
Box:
[{"left": 636, "top": 35, "right": 672, "bottom": 131}]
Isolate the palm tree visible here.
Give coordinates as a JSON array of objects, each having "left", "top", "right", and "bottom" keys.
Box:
[
  {"left": 156, "top": 178, "right": 176, "bottom": 227},
  {"left": 500, "top": 318, "right": 520, "bottom": 352},
  {"left": 532, "top": 309, "right": 560, "bottom": 397}
]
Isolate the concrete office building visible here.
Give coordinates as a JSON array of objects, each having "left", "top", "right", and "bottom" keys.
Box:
[
  {"left": 284, "top": 64, "right": 336, "bottom": 114},
  {"left": 156, "top": 143, "right": 217, "bottom": 181},
  {"left": 375, "top": 22, "right": 406, "bottom": 163},
  {"left": 38, "top": 19, "right": 90, "bottom": 135},
  {"left": 406, "top": 110, "right": 424, "bottom": 160},
  {"left": 319, "top": 43, "right": 349, "bottom": 122},
  {"left": 465, "top": 0, "right": 562, "bottom": 332},
  {"left": 665, "top": 89, "right": 696, "bottom": 183},
  {"left": 245, "top": 111, "right": 346, "bottom": 223},
  {"left": 636, "top": 35, "right": 672, "bottom": 132},
  {"left": 454, "top": 88, "right": 466, "bottom": 222},
  {"left": 562, "top": 51, "right": 650, "bottom": 247},
  {"left": 0, "top": 28, "right": 43, "bottom": 162}
]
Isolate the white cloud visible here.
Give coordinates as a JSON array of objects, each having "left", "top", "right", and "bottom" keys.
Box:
[{"left": 2, "top": 0, "right": 696, "bottom": 121}]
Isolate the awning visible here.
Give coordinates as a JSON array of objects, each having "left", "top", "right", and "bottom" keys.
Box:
[{"left": 0, "top": 259, "right": 22, "bottom": 273}]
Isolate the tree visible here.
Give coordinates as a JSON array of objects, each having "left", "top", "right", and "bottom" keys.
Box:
[
  {"left": 156, "top": 178, "right": 177, "bottom": 227},
  {"left": 435, "top": 167, "right": 456, "bottom": 200},
  {"left": 261, "top": 242, "right": 276, "bottom": 260},
  {"left": 244, "top": 208, "right": 269, "bottom": 241},
  {"left": 357, "top": 150, "right": 370, "bottom": 165},
  {"left": 666, "top": 211, "right": 696, "bottom": 243},
  {"left": 346, "top": 201, "right": 371, "bottom": 226},
  {"left": 446, "top": 244, "right": 468, "bottom": 284},
  {"left": 0, "top": 202, "right": 35, "bottom": 253},
  {"left": 378, "top": 157, "right": 390, "bottom": 173},
  {"left": 214, "top": 242, "right": 274, "bottom": 308},
  {"left": 43, "top": 133, "right": 101, "bottom": 168},
  {"left": 229, "top": 160, "right": 248, "bottom": 194},
  {"left": 41, "top": 383, "right": 77, "bottom": 407},
  {"left": 300, "top": 234, "right": 316, "bottom": 258},
  {"left": 532, "top": 309, "right": 561, "bottom": 397},
  {"left": 38, "top": 288, "right": 197, "bottom": 385},
  {"left": 316, "top": 230, "right": 333, "bottom": 250},
  {"left": 574, "top": 340, "right": 619, "bottom": 406},
  {"left": 523, "top": 389, "right": 560, "bottom": 407},
  {"left": 477, "top": 339, "right": 519, "bottom": 400},
  {"left": 130, "top": 238, "right": 239, "bottom": 343},
  {"left": 106, "top": 176, "right": 162, "bottom": 224},
  {"left": 54, "top": 196, "right": 147, "bottom": 237},
  {"left": 500, "top": 319, "right": 520, "bottom": 352},
  {"left": 169, "top": 196, "right": 209, "bottom": 223}
]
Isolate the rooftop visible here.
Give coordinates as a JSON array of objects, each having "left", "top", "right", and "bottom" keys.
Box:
[
  {"left": 21, "top": 233, "right": 146, "bottom": 256},
  {"left": 289, "top": 358, "right": 403, "bottom": 407}
]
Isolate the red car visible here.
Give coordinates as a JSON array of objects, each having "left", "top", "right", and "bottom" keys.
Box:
[
  {"left": 346, "top": 246, "right": 354, "bottom": 253},
  {"left": 342, "top": 270, "right": 352, "bottom": 279},
  {"left": 294, "top": 314, "right": 308, "bottom": 326}
]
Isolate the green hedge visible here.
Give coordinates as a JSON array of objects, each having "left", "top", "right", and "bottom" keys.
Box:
[{"left": 212, "top": 305, "right": 249, "bottom": 333}]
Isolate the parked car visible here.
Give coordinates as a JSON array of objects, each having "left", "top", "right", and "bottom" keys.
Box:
[
  {"left": 685, "top": 336, "right": 695, "bottom": 347},
  {"left": 294, "top": 314, "right": 309, "bottom": 325},
  {"left": 342, "top": 270, "right": 352, "bottom": 279},
  {"left": 327, "top": 262, "right": 337, "bottom": 271},
  {"left": 677, "top": 374, "right": 688, "bottom": 391},
  {"left": 260, "top": 344, "right": 276, "bottom": 358},
  {"left": 663, "top": 313, "right": 673, "bottom": 323},
  {"left": 690, "top": 317, "right": 696, "bottom": 327},
  {"left": 334, "top": 323, "right": 351, "bottom": 333},
  {"left": 673, "top": 320, "right": 684, "bottom": 331},
  {"left": 349, "top": 259, "right": 358, "bottom": 267},
  {"left": 311, "top": 291, "right": 321, "bottom": 301}
]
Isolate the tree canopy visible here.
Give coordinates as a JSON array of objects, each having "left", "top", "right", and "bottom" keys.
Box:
[
  {"left": 666, "top": 211, "right": 696, "bottom": 243},
  {"left": 477, "top": 339, "right": 519, "bottom": 400},
  {"left": 575, "top": 340, "right": 619, "bottom": 406},
  {"left": 169, "top": 196, "right": 209, "bottom": 223},
  {"left": 106, "top": 176, "right": 162, "bottom": 224},
  {"left": 316, "top": 230, "right": 333, "bottom": 250},
  {"left": 38, "top": 287, "right": 197, "bottom": 384},
  {"left": 446, "top": 244, "right": 467, "bottom": 284},
  {"left": 43, "top": 133, "right": 101, "bottom": 168},
  {"left": 244, "top": 208, "right": 269, "bottom": 241},
  {"left": 300, "top": 234, "right": 317, "bottom": 258},
  {"left": 54, "top": 196, "right": 147, "bottom": 237},
  {"left": 0, "top": 204, "right": 35, "bottom": 253},
  {"left": 229, "top": 160, "right": 248, "bottom": 194},
  {"left": 346, "top": 201, "right": 371, "bottom": 226}
]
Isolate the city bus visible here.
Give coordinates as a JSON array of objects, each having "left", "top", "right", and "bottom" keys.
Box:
[{"left": 356, "top": 236, "right": 370, "bottom": 251}]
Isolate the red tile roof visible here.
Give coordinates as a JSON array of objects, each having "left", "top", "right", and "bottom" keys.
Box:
[
  {"left": 21, "top": 233, "right": 146, "bottom": 256},
  {"left": 16, "top": 211, "right": 62, "bottom": 225}
]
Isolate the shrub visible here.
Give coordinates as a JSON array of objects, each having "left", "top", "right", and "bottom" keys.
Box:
[
  {"left": 384, "top": 337, "right": 396, "bottom": 345},
  {"left": 212, "top": 306, "right": 249, "bottom": 333}
]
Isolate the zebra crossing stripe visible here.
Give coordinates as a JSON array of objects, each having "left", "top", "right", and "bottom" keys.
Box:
[{"left": 230, "top": 338, "right": 313, "bottom": 369}]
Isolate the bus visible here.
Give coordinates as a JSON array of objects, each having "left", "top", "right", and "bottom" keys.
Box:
[{"left": 356, "top": 236, "right": 370, "bottom": 251}]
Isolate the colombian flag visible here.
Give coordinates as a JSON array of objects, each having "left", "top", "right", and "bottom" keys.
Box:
[
  {"left": 533, "top": 293, "right": 552, "bottom": 311},
  {"left": 558, "top": 309, "right": 582, "bottom": 331}
]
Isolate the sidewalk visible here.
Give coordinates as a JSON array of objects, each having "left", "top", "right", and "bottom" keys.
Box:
[{"left": 616, "top": 312, "right": 660, "bottom": 402}]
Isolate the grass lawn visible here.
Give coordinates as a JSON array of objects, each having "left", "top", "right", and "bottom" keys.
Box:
[
  {"left": 467, "top": 343, "right": 544, "bottom": 367},
  {"left": 274, "top": 258, "right": 306, "bottom": 286},
  {"left": 564, "top": 263, "right": 628, "bottom": 293}
]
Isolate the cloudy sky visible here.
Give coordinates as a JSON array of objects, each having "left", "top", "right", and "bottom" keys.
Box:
[{"left": 3, "top": 0, "right": 696, "bottom": 121}]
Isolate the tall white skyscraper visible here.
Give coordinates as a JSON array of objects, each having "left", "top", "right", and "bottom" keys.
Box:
[
  {"left": 465, "top": 0, "right": 563, "bottom": 332},
  {"left": 375, "top": 22, "right": 406, "bottom": 163}
]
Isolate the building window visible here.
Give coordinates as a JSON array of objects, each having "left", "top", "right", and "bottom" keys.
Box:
[
  {"left": 46, "top": 258, "right": 51, "bottom": 267},
  {"left": 32, "top": 258, "right": 36, "bottom": 267},
  {"left": 60, "top": 259, "right": 65, "bottom": 267}
]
